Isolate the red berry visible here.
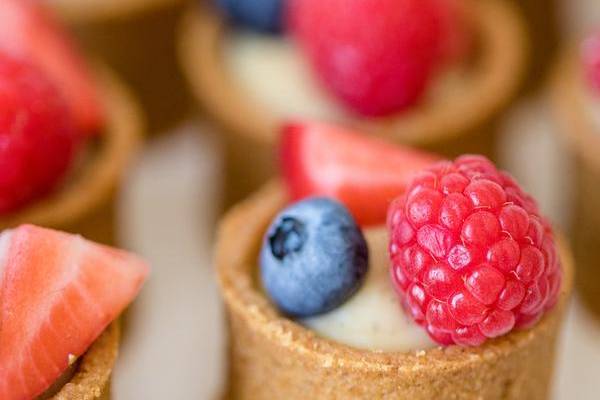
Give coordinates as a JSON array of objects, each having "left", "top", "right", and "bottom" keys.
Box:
[
  {"left": 406, "top": 283, "right": 428, "bottom": 322},
  {"left": 388, "top": 156, "right": 562, "bottom": 346},
  {"left": 0, "top": 54, "right": 79, "bottom": 214},
  {"left": 461, "top": 211, "right": 500, "bottom": 247},
  {"left": 515, "top": 246, "right": 544, "bottom": 283},
  {"left": 288, "top": 0, "right": 469, "bottom": 116},
  {"left": 426, "top": 325, "right": 454, "bottom": 346},
  {"left": 479, "top": 309, "right": 515, "bottom": 338},
  {"left": 582, "top": 32, "right": 600, "bottom": 95},
  {"left": 452, "top": 325, "right": 486, "bottom": 347},
  {"left": 499, "top": 204, "right": 529, "bottom": 240},
  {"left": 497, "top": 279, "right": 526, "bottom": 311},
  {"left": 447, "top": 244, "right": 477, "bottom": 271},
  {"left": 407, "top": 189, "right": 443, "bottom": 227},
  {"left": 465, "top": 265, "right": 505, "bottom": 305},
  {"left": 280, "top": 122, "right": 438, "bottom": 226},
  {"left": 449, "top": 290, "right": 487, "bottom": 326},
  {"left": 0, "top": 0, "right": 104, "bottom": 135},
  {"left": 487, "top": 238, "right": 520, "bottom": 272},
  {"left": 439, "top": 193, "right": 472, "bottom": 231},
  {"left": 426, "top": 300, "right": 457, "bottom": 332}
]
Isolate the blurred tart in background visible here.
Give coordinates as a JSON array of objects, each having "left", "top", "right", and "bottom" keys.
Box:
[
  {"left": 47, "top": 0, "right": 190, "bottom": 133},
  {"left": 508, "top": 0, "right": 560, "bottom": 92},
  {"left": 551, "top": 32, "right": 600, "bottom": 317},
  {"left": 179, "top": 0, "right": 527, "bottom": 208},
  {"left": 0, "top": 0, "right": 143, "bottom": 244}
]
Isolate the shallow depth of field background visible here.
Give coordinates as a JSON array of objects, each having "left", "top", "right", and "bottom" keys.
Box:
[{"left": 50, "top": 0, "right": 600, "bottom": 398}]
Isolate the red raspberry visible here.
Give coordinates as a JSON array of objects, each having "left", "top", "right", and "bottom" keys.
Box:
[
  {"left": 288, "top": 0, "right": 470, "bottom": 116},
  {"left": 0, "top": 54, "right": 79, "bottom": 214},
  {"left": 388, "top": 155, "right": 562, "bottom": 346},
  {"left": 582, "top": 32, "right": 600, "bottom": 94}
]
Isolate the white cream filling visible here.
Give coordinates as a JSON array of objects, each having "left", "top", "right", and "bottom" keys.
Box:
[
  {"left": 302, "top": 228, "right": 434, "bottom": 352},
  {"left": 224, "top": 31, "right": 469, "bottom": 122},
  {"left": 224, "top": 32, "right": 348, "bottom": 121},
  {"left": 0, "top": 229, "right": 13, "bottom": 290}
]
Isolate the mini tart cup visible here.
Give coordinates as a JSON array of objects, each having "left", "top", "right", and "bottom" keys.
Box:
[
  {"left": 50, "top": 321, "right": 120, "bottom": 400},
  {"left": 0, "top": 65, "right": 143, "bottom": 245},
  {"left": 551, "top": 48, "right": 600, "bottom": 317},
  {"left": 508, "top": 0, "right": 559, "bottom": 92},
  {"left": 50, "top": 0, "right": 190, "bottom": 133},
  {"left": 215, "top": 182, "right": 574, "bottom": 400},
  {"left": 179, "top": 0, "right": 527, "bottom": 208}
]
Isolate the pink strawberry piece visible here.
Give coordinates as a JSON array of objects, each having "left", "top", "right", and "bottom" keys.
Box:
[
  {"left": 280, "top": 121, "right": 439, "bottom": 226},
  {"left": 582, "top": 31, "right": 600, "bottom": 95},
  {"left": 288, "top": 0, "right": 469, "bottom": 116},
  {"left": 0, "top": 225, "right": 149, "bottom": 400},
  {"left": 388, "top": 155, "right": 562, "bottom": 346},
  {"left": 0, "top": 0, "right": 105, "bottom": 135},
  {"left": 0, "top": 54, "right": 80, "bottom": 214}
]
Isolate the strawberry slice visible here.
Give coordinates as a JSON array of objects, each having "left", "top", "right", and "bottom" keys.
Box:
[
  {"left": 0, "top": 0, "right": 105, "bottom": 135},
  {"left": 281, "top": 122, "right": 439, "bottom": 225},
  {"left": 0, "top": 225, "right": 148, "bottom": 400}
]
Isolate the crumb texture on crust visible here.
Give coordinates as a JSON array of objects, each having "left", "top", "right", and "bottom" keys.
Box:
[
  {"left": 216, "top": 182, "right": 574, "bottom": 399},
  {"left": 51, "top": 322, "right": 120, "bottom": 400}
]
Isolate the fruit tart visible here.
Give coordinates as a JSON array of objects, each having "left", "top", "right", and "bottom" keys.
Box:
[
  {"left": 46, "top": 0, "right": 189, "bottom": 132},
  {"left": 0, "top": 0, "right": 143, "bottom": 244},
  {"left": 0, "top": 224, "right": 148, "bottom": 400},
  {"left": 215, "top": 122, "right": 572, "bottom": 399},
  {"left": 179, "top": 0, "right": 527, "bottom": 207},
  {"left": 551, "top": 31, "right": 600, "bottom": 317}
]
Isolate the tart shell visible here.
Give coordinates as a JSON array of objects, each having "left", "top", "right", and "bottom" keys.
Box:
[
  {"left": 551, "top": 48, "right": 600, "bottom": 317},
  {"left": 50, "top": 321, "right": 120, "bottom": 400},
  {"left": 51, "top": 0, "right": 190, "bottom": 133},
  {"left": 215, "top": 182, "right": 574, "bottom": 399},
  {"left": 0, "top": 64, "right": 143, "bottom": 244},
  {"left": 179, "top": 0, "right": 528, "bottom": 208}
]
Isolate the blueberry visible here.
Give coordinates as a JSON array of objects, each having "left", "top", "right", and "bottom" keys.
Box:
[
  {"left": 215, "top": 0, "right": 284, "bottom": 33},
  {"left": 260, "top": 197, "right": 369, "bottom": 317}
]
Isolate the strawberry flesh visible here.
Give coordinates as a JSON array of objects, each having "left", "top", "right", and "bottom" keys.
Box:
[
  {"left": 0, "top": 225, "right": 148, "bottom": 400},
  {"left": 280, "top": 122, "right": 439, "bottom": 225}
]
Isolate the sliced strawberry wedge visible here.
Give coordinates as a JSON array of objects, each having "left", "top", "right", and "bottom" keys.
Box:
[
  {"left": 281, "top": 122, "right": 440, "bottom": 225},
  {"left": 0, "top": 225, "right": 148, "bottom": 400},
  {"left": 0, "top": 0, "right": 105, "bottom": 135}
]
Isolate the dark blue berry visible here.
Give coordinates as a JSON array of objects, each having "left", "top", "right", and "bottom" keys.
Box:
[
  {"left": 215, "top": 0, "right": 285, "bottom": 33},
  {"left": 260, "top": 197, "right": 369, "bottom": 317}
]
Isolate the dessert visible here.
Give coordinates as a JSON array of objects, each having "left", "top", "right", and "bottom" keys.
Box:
[
  {"left": 215, "top": 123, "right": 572, "bottom": 398},
  {"left": 551, "top": 32, "right": 600, "bottom": 317},
  {"left": 0, "top": 0, "right": 143, "bottom": 244},
  {"left": 0, "top": 224, "right": 148, "bottom": 399},
  {"left": 47, "top": 0, "right": 189, "bottom": 132},
  {"left": 179, "top": 0, "right": 527, "bottom": 207}
]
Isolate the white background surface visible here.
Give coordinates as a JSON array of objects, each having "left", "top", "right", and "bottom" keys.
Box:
[{"left": 112, "top": 126, "right": 225, "bottom": 399}]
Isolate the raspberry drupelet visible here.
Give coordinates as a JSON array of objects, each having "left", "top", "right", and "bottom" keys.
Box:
[{"left": 387, "top": 155, "right": 562, "bottom": 346}]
